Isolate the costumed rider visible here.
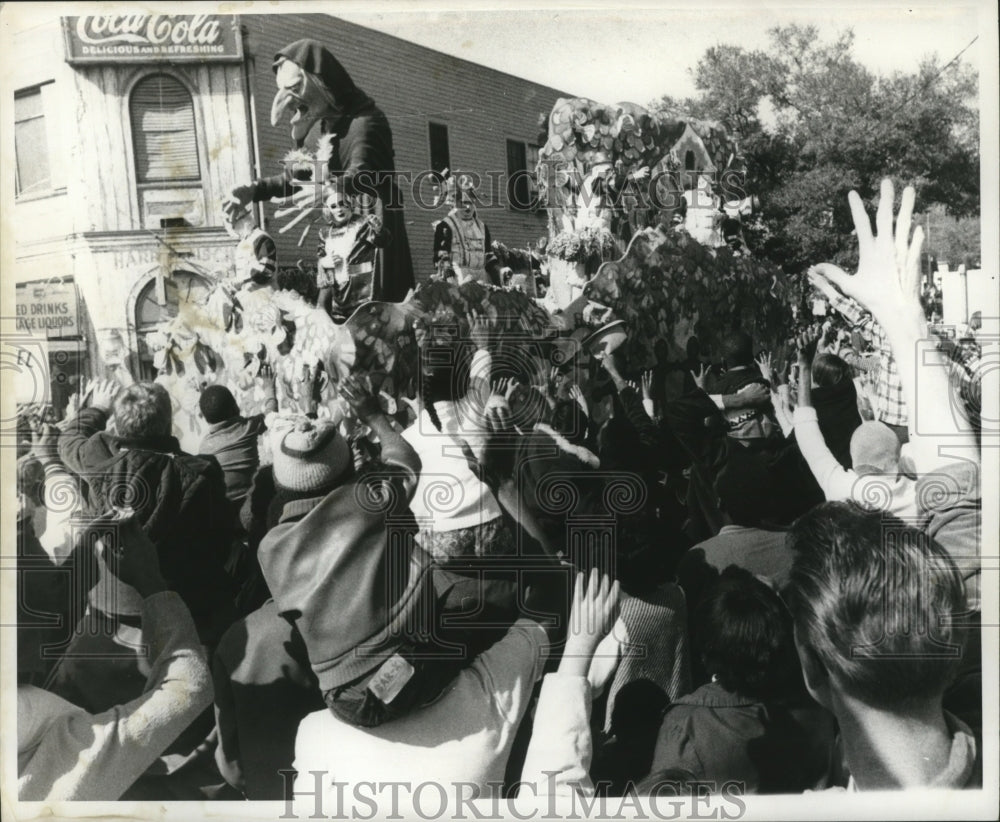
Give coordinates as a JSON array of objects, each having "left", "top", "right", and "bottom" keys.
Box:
[
  {"left": 683, "top": 174, "right": 724, "bottom": 247},
  {"left": 432, "top": 171, "right": 500, "bottom": 286},
  {"left": 218, "top": 208, "right": 278, "bottom": 340},
  {"left": 720, "top": 194, "right": 756, "bottom": 255},
  {"left": 222, "top": 39, "right": 414, "bottom": 303},
  {"left": 317, "top": 180, "right": 390, "bottom": 323},
  {"left": 227, "top": 208, "right": 277, "bottom": 292}
]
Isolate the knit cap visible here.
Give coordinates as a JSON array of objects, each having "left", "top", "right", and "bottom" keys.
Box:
[
  {"left": 850, "top": 421, "right": 901, "bottom": 474},
  {"left": 272, "top": 419, "right": 351, "bottom": 492}
]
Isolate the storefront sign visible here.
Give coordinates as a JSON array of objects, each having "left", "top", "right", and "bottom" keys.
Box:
[
  {"left": 15, "top": 282, "right": 80, "bottom": 338},
  {"left": 107, "top": 242, "right": 234, "bottom": 273},
  {"left": 62, "top": 15, "right": 243, "bottom": 64}
]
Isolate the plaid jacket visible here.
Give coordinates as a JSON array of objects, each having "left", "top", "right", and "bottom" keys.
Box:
[{"left": 826, "top": 289, "right": 908, "bottom": 427}]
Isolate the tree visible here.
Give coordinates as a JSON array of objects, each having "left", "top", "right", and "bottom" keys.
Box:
[
  {"left": 923, "top": 204, "right": 982, "bottom": 270},
  {"left": 651, "top": 24, "right": 980, "bottom": 278}
]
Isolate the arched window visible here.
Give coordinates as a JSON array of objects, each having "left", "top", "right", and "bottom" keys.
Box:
[
  {"left": 134, "top": 271, "right": 212, "bottom": 380},
  {"left": 129, "top": 74, "right": 200, "bottom": 183},
  {"left": 684, "top": 150, "right": 696, "bottom": 172}
]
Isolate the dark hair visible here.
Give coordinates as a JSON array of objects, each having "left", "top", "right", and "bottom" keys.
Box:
[
  {"left": 550, "top": 399, "right": 589, "bottom": 447},
  {"left": 812, "top": 353, "right": 851, "bottom": 388},
  {"left": 721, "top": 330, "right": 754, "bottom": 367},
  {"left": 695, "top": 566, "right": 798, "bottom": 700},
  {"left": 276, "top": 266, "right": 318, "bottom": 304},
  {"left": 685, "top": 335, "right": 701, "bottom": 361},
  {"left": 714, "top": 450, "right": 776, "bottom": 528},
  {"left": 785, "top": 502, "right": 966, "bottom": 709},
  {"left": 17, "top": 456, "right": 46, "bottom": 509},
  {"left": 199, "top": 384, "right": 240, "bottom": 424},
  {"left": 654, "top": 337, "right": 672, "bottom": 362},
  {"left": 610, "top": 678, "right": 669, "bottom": 737},
  {"left": 418, "top": 343, "right": 469, "bottom": 432}
]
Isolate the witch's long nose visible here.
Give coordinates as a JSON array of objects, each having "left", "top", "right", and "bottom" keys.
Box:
[{"left": 271, "top": 86, "right": 297, "bottom": 128}]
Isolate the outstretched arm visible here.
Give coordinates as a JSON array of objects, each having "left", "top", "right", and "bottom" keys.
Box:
[
  {"left": 810, "top": 179, "right": 979, "bottom": 474},
  {"left": 518, "top": 569, "right": 619, "bottom": 804},
  {"left": 18, "top": 518, "right": 212, "bottom": 801},
  {"left": 792, "top": 329, "right": 856, "bottom": 501}
]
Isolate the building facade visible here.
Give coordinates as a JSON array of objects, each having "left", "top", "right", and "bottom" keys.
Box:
[
  {"left": 9, "top": 12, "right": 568, "bottom": 415},
  {"left": 11, "top": 13, "right": 255, "bottom": 411}
]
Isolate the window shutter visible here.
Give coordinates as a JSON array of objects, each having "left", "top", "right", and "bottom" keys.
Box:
[
  {"left": 428, "top": 122, "right": 450, "bottom": 174},
  {"left": 506, "top": 139, "right": 529, "bottom": 210},
  {"left": 14, "top": 89, "right": 52, "bottom": 195},
  {"left": 130, "top": 75, "right": 200, "bottom": 182}
]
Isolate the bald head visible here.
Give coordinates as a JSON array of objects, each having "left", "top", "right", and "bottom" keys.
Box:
[{"left": 850, "top": 421, "right": 901, "bottom": 474}]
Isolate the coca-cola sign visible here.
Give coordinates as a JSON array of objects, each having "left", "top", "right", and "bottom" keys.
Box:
[{"left": 63, "top": 15, "right": 243, "bottom": 63}]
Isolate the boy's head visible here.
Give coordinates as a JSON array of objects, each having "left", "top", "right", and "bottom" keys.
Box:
[
  {"left": 695, "top": 566, "right": 798, "bottom": 700},
  {"left": 113, "top": 382, "right": 171, "bottom": 440},
  {"left": 685, "top": 335, "right": 701, "bottom": 362},
  {"left": 654, "top": 337, "right": 672, "bottom": 365},
  {"left": 721, "top": 329, "right": 754, "bottom": 368},
  {"left": 714, "top": 450, "right": 777, "bottom": 528},
  {"left": 271, "top": 418, "right": 352, "bottom": 494},
  {"left": 199, "top": 384, "right": 240, "bottom": 425},
  {"left": 812, "top": 352, "right": 851, "bottom": 388},
  {"left": 849, "top": 421, "right": 901, "bottom": 475},
  {"left": 785, "top": 502, "right": 966, "bottom": 713}
]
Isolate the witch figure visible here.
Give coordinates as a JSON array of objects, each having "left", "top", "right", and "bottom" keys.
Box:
[{"left": 223, "top": 39, "right": 414, "bottom": 303}]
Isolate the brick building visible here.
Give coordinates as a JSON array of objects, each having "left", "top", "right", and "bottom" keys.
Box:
[{"left": 241, "top": 14, "right": 568, "bottom": 277}]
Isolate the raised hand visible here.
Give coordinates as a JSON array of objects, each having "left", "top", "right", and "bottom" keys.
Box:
[
  {"left": 90, "top": 379, "right": 122, "bottom": 413},
  {"left": 339, "top": 374, "right": 381, "bottom": 421},
  {"left": 486, "top": 403, "right": 514, "bottom": 433},
  {"left": 259, "top": 361, "right": 277, "bottom": 393},
  {"left": 31, "top": 423, "right": 60, "bottom": 463},
  {"left": 490, "top": 377, "right": 517, "bottom": 403},
  {"left": 560, "top": 568, "right": 620, "bottom": 677},
  {"left": 90, "top": 512, "right": 166, "bottom": 599},
  {"left": 468, "top": 312, "right": 492, "bottom": 351},
  {"left": 690, "top": 363, "right": 710, "bottom": 391},
  {"left": 796, "top": 327, "right": 821, "bottom": 366},
  {"left": 641, "top": 370, "right": 654, "bottom": 400},
  {"left": 222, "top": 184, "right": 255, "bottom": 222},
  {"left": 568, "top": 383, "right": 588, "bottom": 415},
  {"left": 504, "top": 377, "right": 520, "bottom": 403},
  {"left": 755, "top": 352, "right": 773, "bottom": 384},
  {"left": 809, "top": 179, "right": 924, "bottom": 330},
  {"left": 533, "top": 368, "right": 553, "bottom": 398}
]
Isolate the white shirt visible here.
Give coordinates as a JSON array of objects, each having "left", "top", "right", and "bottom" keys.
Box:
[
  {"left": 793, "top": 406, "right": 917, "bottom": 518},
  {"left": 18, "top": 593, "right": 211, "bottom": 801},
  {"left": 402, "top": 350, "right": 502, "bottom": 532},
  {"left": 291, "top": 619, "right": 548, "bottom": 809}
]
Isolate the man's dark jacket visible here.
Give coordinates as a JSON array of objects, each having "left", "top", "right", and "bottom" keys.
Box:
[{"left": 58, "top": 406, "right": 235, "bottom": 643}]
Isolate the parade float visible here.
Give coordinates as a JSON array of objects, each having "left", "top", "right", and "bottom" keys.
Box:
[
  {"left": 534, "top": 96, "right": 790, "bottom": 367},
  {"left": 137, "top": 94, "right": 797, "bottom": 450}
]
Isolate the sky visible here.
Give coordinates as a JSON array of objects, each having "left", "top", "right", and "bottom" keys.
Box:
[
  {"left": 333, "top": 1, "right": 987, "bottom": 106},
  {"left": 3, "top": 2, "right": 988, "bottom": 106}
]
